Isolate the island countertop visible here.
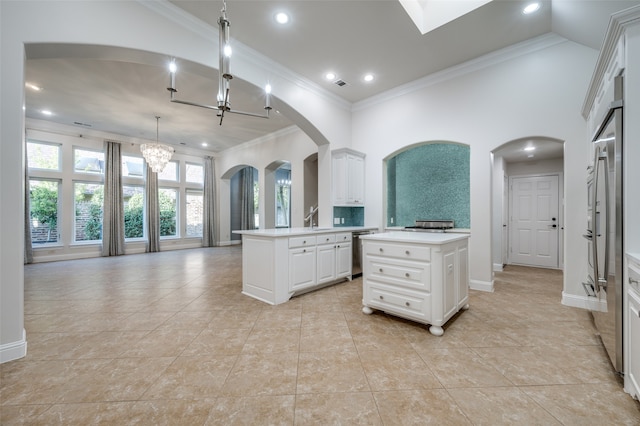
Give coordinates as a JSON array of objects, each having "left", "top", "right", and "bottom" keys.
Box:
[
  {"left": 360, "top": 231, "right": 469, "bottom": 244},
  {"left": 233, "top": 226, "right": 378, "bottom": 237}
]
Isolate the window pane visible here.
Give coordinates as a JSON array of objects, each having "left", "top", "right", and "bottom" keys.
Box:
[
  {"left": 157, "top": 161, "right": 178, "bottom": 181},
  {"left": 186, "top": 163, "right": 204, "bottom": 184},
  {"left": 27, "top": 142, "right": 60, "bottom": 170},
  {"left": 159, "top": 188, "right": 177, "bottom": 237},
  {"left": 123, "top": 185, "right": 144, "bottom": 239},
  {"left": 74, "top": 182, "right": 103, "bottom": 241},
  {"left": 74, "top": 149, "right": 104, "bottom": 174},
  {"left": 122, "top": 156, "right": 144, "bottom": 178},
  {"left": 29, "top": 179, "right": 60, "bottom": 244},
  {"left": 186, "top": 191, "right": 203, "bottom": 237}
]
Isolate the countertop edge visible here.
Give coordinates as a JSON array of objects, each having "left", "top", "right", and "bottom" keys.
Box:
[{"left": 233, "top": 226, "right": 379, "bottom": 238}]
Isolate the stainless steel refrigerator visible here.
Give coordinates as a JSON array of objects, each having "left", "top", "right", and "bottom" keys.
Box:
[{"left": 584, "top": 75, "right": 624, "bottom": 375}]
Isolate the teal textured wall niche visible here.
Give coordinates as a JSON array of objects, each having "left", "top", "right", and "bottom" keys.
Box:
[{"left": 387, "top": 143, "right": 470, "bottom": 228}]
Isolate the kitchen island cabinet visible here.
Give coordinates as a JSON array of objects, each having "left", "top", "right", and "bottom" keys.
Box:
[
  {"left": 360, "top": 231, "right": 469, "bottom": 335},
  {"left": 234, "top": 227, "right": 376, "bottom": 305}
]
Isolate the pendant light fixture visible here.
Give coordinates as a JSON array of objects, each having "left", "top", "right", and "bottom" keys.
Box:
[
  {"left": 140, "top": 116, "right": 174, "bottom": 173},
  {"left": 166, "top": 0, "right": 272, "bottom": 125}
]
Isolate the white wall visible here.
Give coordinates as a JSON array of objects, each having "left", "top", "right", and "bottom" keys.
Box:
[{"left": 351, "top": 38, "right": 597, "bottom": 294}]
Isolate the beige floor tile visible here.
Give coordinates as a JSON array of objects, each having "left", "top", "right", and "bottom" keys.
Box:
[
  {"left": 373, "top": 389, "right": 472, "bottom": 425},
  {"left": 299, "top": 326, "right": 356, "bottom": 353},
  {"left": 447, "top": 387, "right": 562, "bottom": 425},
  {"left": 241, "top": 327, "right": 301, "bottom": 354},
  {"left": 182, "top": 328, "right": 251, "bottom": 356},
  {"left": 294, "top": 392, "right": 382, "bottom": 425},
  {"left": 359, "top": 349, "right": 442, "bottom": 391},
  {"left": 220, "top": 352, "right": 298, "bottom": 397},
  {"left": 207, "top": 307, "right": 262, "bottom": 329},
  {"left": 253, "top": 308, "right": 303, "bottom": 329},
  {"left": 205, "top": 395, "right": 295, "bottom": 425},
  {"left": 300, "top": 310, "right": 348, "bottom": 329},
  {"left": 119, "top": 328, "right": 200, "bottom": 357},
  {"left": 297, "top": 350, "right": 369, "bottom": 393}
]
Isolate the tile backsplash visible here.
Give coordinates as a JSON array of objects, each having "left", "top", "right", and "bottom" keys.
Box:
[{"left": 333, "top": 206, "right": 364, "bottom": 227}]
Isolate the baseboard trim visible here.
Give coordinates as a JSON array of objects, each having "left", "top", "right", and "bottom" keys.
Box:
[
  {"left": 0, "top": 329, "right": 27, "bottom": 363},
  {"left": 561, "top": 291, "right": 605, "bottom": 311},
  {"left": 470, "top": 279, "right": 494, "bottom": 292},
  {"left": 493, "top": 263, "right": 504, "bottom": 272}
]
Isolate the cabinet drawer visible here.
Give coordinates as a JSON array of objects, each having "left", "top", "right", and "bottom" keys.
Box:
[
  {"left": 365, "top": 281, "right": 431, "bottom": 322},
  {"left": 365, "top": 258, "right": 430, "bottom": 292},
  {"left": 335, "top": 232, "right": 352, "bottom": 243},
  {"left": 317, "top": 234, "right": 336, "bottom": 245},
  {"left": 289, "top": 236, "right": 317, "bottom": 248},
  {"left": 364, "top": 241, "right": 430, "bottom": 261}
]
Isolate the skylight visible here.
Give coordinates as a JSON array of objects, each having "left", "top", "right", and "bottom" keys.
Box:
[{"left": 398, "top": 0, "right": 494, "bottom": 34}]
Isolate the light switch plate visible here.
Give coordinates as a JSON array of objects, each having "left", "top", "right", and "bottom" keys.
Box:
[{"left": 334, "top": 217, "right": 340, "bottom": 225}]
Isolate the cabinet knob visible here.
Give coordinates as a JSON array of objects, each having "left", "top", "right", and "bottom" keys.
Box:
[
  {"left": 379, "top": 295, "right": 384, "bottom": 300},
  {"left": 303, "top": 249, "right": 306, "bottom": 253},
  {"left": 379, "top": 248, "right": 383, "bottom": 252},
  {"left": 379, "top": 268, "right": 383, "bottom": 273},
  {"left": 405, "top": 302, "right": 410, "bottom": 307},
  {"left": 405, "top": 273, "right": 410, "bottom": 278},
  {"left": 405, "top": 250, "right": 410, "bottom": 255},
  {"left": 303, "top": 240, "right": 306, "bottom": 244},
  {"left": 326, "top": 237, "right": 330, "bottom": 241}
]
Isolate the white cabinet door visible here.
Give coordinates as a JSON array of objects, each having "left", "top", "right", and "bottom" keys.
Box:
[
  {"left": 289, "top": 247, "right": 316, "bottom": 291},
  {"left": 347, "top": 154, "right": 364, "bottom": 204},
  {"left": 442, "top": 249, "right": 457, "bottom": 320},
  {"left": 332, "top": 154, "right": 348, "bottom": 205},
  {"left": 316, "top": 244, "right": 336, "bottom": 285},
  {"left": 458, "top": 245, "right": 469, "bottom": 308},
  {"left": 336, "top": 242, "right": 352, "bottom": 278},
  {"left": 629, "top": 290, "right": 640, "bottom": 399}
]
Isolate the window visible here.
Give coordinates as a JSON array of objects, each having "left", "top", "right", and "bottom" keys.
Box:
[
  {"left": 123, "top": 185, "right": 144, "bottom": 239},
  {"left": 159, "top": 188, "right": 177, "bottom": 237},
  {"left": 186, "top": 190, "right": 203, "bottom": 237},
  {"left": 186, "top": 163, "right": 204, "bottom": 184},
  {"left": 29, "top": 179, "right": 60, "bottom": 244},
  {"left": 27, "top": 141, "right": 60, "bottom": 171},
  {"left": 74, "top": 182, "right": 103, "bottom": 242},
  {"left": 74, "top": 148, "right": 104, "bottom": 174},
  {"left": 158, "top": 161, "right": 178, "bottom": 181},
  {"left": 122, "top": 156, "right": 144, "bottom": 177}
]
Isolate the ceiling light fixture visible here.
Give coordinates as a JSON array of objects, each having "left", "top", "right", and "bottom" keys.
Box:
[
  {"left": 523, "top": 3, "right": 540, "bottom": 14},
  {"left": 524, "top": 146, "right": 536, "bottom": 151},
  {"left": 41, "top": 110, "right": 53, "bottom": 116},
  {"left": 363, "top": 73, "right": 374, "bottom": 82},
  {"left": 166, "top": 0, "right": 272, "bottom": 125},
  {"left": 275, "top": 12, "right": 289, "bottom": 24},
  {"left": 26, "top": 83, "right": 42, "bottom": 91},
  {"left": 325, "top": 72, "right": 336, "bottom": 80},
  {"left": 141, "top": 116, "right": 174, "bottom": 173}
]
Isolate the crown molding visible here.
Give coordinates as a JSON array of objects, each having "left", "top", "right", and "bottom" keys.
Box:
[
  {"left": 353, "top": 33, "right": 567, "bottom": 112},
  {"left": 581, "top": 5, "right": 640, "bottom": 119},
  {"left": 137, "top": 0, "right": 352, "bottom": 113}
]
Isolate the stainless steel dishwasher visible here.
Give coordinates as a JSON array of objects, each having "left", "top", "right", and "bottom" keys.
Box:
[{"left": 351, "top": 230, "right": 372, "bottom": 278}]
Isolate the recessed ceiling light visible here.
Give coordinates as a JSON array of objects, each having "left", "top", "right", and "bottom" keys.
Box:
[
  {"left": 523, "top": 3, "right": 540, "bottom": 14},
  {"left": 41, "top": 110, "right": 53, "bottom": 116},
  {"left": 275, "top": 12, "right": 289, "bottom": 24},
  {"left": 524, "top": 146, "right": 536, "bottom": 151},
  {"left": 26, "top": 83, "right": 42, "bottom": 91},
  {"left": 201, "top": 142, "right": 208, "bottom": 147},
  {"left": 527, "top": 154, "right": 535, "bottom": 158},
  {"left": 325, "top": 72, "right": 336, "bottom": 80},
  {"left": 363, "top": 73, "right": 374, "bottom": 82}
]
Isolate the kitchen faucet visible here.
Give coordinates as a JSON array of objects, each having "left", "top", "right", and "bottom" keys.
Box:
[{"left": 305, "top": 206, "right": 318, "bottom": 229}]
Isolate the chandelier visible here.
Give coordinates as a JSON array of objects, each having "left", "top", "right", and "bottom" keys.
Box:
[
  {"left": 141, "top": 116, "right": 174, "bottom": 173},
  {"left": 166, "top": 0, "right": 272, "bottom": 125}
]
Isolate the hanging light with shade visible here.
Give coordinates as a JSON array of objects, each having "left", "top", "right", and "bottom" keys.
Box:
[{"left": 140, "top": 116, "right": 174, "bottom": 173}]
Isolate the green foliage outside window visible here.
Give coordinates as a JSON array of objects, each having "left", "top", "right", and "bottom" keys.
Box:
[
  {"left": 124, "top": 193, "right": 144, "bottom": 238},
  {"left": 30, "top": 183, "right": 58, "bottom": 230}
]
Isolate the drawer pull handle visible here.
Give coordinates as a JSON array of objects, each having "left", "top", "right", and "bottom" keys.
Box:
[
  {"left": 303, "top": 249, "right": 306, "bottom": 253},
  {"left": 303, "top": 240, "right": 306, "bottom": 244},
  {"left": 405, "top": 302, "right": 410, "bottom": 307},
  {"left": 405, "top": 250, "right": 410, "bottom": 255},
  {"left": 379, "top": 248, "right": 383, "bottom": 252},
  {"left": 379, "top": 295, "right": 384, "bottom": 300},
  {"left": 379, "top": 268, "right": 383, "bottom": 273},
  {"left": 405, "top": 273, "right": 410, "bottom": 278},
  {"left": 326, "top": 238, "right": 330, "bottom": 241}
]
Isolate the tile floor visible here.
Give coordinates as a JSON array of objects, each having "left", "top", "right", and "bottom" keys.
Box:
[{"left": 2, "top": 246, "right": 640, "bottom": 425}]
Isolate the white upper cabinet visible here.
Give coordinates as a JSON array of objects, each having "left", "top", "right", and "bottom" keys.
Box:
[{"left": 332, "top": 149, "right": 365, "bottom": 206}]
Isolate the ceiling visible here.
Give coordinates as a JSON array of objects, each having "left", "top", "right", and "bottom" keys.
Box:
[{"left": 24, "top": 0, "right": 640, "bottom": 158}]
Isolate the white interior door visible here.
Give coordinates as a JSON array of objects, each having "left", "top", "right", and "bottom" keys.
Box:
[{"left": 509, "top": 175, "right": 559, "bottom": 268}]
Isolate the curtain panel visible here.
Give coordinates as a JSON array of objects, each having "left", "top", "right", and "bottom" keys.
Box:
[
  {"left": 145, "top": 164, "right": 160, "bottom": 252},
  {"left": 240, "top": 167, "right": 255, "bottom": 230},
  {"left": 203, "top": 156, "right": 217, "bottom": 247},
  {"left": 102, "top": 141, "right": 126, "bottom": 256}
]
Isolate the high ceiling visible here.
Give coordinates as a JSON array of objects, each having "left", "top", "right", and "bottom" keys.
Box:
[{"left": 24, "top": 0, "right": 640, "bottom": 156}]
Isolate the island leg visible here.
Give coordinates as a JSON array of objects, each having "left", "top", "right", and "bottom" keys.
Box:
[
  {"left": 429, "top": 325, "right": 444, "bottom": 336},
  {"left": 362, "top": 306, "right": 373, "bottom": 315},
  {"left": 462, "top": 303, "right": 470, "bottom": 310}
]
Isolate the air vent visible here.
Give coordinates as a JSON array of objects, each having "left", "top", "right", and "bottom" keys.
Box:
[
  {"left": 333, "top": 79, "right": 348, "bottom": 87},
  {"left": 73, "top": 121, "right": 92, "bottom": 127}
]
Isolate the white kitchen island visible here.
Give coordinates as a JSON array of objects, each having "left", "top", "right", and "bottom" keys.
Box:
[
  {"left": 234, "top": 227, "right": 377, "bottom": 305},
  {"left": 360, "top": 231, "right": 470, "bottom": 336}
]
